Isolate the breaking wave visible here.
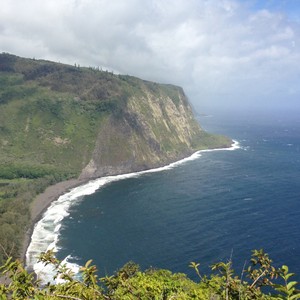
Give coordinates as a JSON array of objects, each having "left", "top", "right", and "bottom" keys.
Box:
[{"left": 25, "top": 140, "right": 239, "bottom": 284}]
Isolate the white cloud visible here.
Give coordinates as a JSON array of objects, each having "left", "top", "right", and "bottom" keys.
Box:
[{"left": 1, "top": 0, "right": 300, "bottom": 111}]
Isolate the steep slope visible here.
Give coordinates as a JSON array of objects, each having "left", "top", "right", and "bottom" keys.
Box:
[
  {"left": 0, "top": 53, "right": 231, "bottom": 262},
  {"left": 0, "top": 53, "right": 230, "bottom": 179},
  {"left": 80, "top": 78, "right": 230, "bottom": 178}
]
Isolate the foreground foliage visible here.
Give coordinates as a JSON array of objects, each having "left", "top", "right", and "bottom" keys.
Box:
[{"left": 0, "top": 249, "right": 299, "bottom": 299}]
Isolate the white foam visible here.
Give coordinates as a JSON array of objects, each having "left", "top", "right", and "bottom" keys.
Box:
[
  {"left": 55, "top": 256, "right": 81, "bottom": 284},
  {"left": 26, "top": 140, "right": 240, "bottom": 283}
]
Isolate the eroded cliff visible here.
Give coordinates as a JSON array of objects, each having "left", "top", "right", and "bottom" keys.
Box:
[{"left": 80, "top": 80, "right": 229, "bottom": 178}]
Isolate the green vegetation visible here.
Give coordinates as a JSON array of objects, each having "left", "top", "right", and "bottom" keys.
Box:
[
  {"left": 0, "top": 53, "right": 131, "bottom": 263},
  {"left": 0, "top": 53, "right": 297, "bottom": 299},
  {"left": 0, "top": 177, "right": 51, "bottom": 264},
  {"left": 0, "top": 66, "right": 107, "bottom": 263},
  {"left": 0, "top": 249, "right": 299, "bottom": 299},
  {"left": 0, "top": 52, "right": 231, "bottom": 265}
]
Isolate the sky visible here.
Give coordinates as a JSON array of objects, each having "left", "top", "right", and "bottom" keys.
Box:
[{"left": 1, "top": 0, "right": 300, "bottom": 113}]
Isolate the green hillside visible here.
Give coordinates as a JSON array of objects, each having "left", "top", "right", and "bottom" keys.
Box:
[
  {"left": 0, "top": 53, "right": 299, "bottom": 299},
  {"left": 0, "top": 53, "right": 231, "bottom": 264}
]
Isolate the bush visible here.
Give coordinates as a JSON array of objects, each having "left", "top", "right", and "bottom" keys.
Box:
[{"left": 0, "top": 249, "right": 299, "bottom": 299}]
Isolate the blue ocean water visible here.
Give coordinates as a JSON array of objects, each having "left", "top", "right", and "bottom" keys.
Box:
[{"left": 53, "top": 109, "right": 300, "bottom": 280}]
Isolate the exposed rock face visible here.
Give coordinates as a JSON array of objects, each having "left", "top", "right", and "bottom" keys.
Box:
[
  {"left": 0, "top": 53, "right": 231, "bottom": 181},
  {"left": 80, "top": 84, "right": 205, "bottom": 179}
]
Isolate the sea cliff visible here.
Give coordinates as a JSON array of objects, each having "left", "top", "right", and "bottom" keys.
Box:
[{"left": 0, "top": 53, "right": 231, "bottom": 262}]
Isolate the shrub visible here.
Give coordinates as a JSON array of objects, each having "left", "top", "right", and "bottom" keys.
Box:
[{"left": 0, "top": 249, "right": 299, "bottom": 299}]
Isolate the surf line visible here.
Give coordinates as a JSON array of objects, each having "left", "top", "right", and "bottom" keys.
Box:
[{"left": 25, "top": 140, "right": 240, "bottom": 283}]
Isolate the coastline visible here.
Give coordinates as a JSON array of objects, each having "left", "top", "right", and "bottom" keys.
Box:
[
  {"left": 20, "top": 178, "right": 88, "bottom": 262},
  {"left": 23, "top": 140, "right": 239, "bottom": 273}
]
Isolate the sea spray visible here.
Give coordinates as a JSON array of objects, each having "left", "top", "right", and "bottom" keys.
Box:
[{"left": 26, "top": 141, "right": 239, "bottom": 283}]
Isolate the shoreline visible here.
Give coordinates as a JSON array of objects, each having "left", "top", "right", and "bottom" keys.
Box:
[
  {"left": 23, "top": 140, "right": 239, "bottom": 269},
  {"left": 20, "top": 178, "right": 88, "bottom": 262}
]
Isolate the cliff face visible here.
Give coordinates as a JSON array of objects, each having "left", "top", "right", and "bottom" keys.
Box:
[
  {"left": 0, "top": 53, "right": 231, "bottom": 180},
  {"left": 80, "top": 83, "right": 206, "bottom": 178}
]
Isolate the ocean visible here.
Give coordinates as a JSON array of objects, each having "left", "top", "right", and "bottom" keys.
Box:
[{"left": 26, "top": 108, "right": 300, "bottom": 283}]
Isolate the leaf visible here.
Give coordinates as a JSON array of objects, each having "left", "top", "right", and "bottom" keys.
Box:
[
  {"left": 285, "top": 272, "right": 296, "bottom": 281},
  {"left": 282, "top": 265, "right": 289, "bottom": 274},
  {"left": 290, "top": 294, "right": 300, "bottom": 300},
  {"left": 287, "top": 281, "right": 298, "bottom": 291},
  {"left": 274, "top": 286, "right": 286, "bottom": 293},
  {"left": 189, "top": 262, "right": 200, "bottom": 268}
]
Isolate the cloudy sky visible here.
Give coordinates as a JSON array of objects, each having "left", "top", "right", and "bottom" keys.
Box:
[{"left": 1, "top": 0, "right": 300, "bottom": 113}]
